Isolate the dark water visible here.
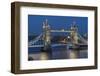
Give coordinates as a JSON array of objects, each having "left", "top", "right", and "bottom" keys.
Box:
[{"left": 28, "top": 45, "right": 88, "bottom": 60}]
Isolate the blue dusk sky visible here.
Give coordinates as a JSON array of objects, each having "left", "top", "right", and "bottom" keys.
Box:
[{"left": 28, "top": 15, "right": 88, "bottom": 36}]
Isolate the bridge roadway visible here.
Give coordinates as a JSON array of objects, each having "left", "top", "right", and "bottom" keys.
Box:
[{"left": 28, "top": 43, "right": 87, "bottom": 48}]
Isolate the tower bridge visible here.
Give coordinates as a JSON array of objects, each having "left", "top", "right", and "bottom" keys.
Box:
[{"left": 28, "top": 19, "right": 87, "bottom": 51}]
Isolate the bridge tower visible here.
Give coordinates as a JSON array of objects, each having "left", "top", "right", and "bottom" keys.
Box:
[
  {"left": 70, "top": 24, "right": 78, "bottom": 44},
  {"left": 70, "top": 24, "right": 79, "bottom": 58},
  {"left": 42, "top": 19, "right": 51, "bottom": 51}
]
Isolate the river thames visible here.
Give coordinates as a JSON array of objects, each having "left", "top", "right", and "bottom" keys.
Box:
[{"left": 28, "top": 45, "right": 88, "bottom": 60}]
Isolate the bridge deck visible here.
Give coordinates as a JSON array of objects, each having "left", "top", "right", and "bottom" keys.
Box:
[{"left": 28, "top": 43, "right": 87, "bottom": 48}]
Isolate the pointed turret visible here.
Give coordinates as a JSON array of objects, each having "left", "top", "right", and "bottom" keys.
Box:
[
  {"left": 42, "top": 22, "right": 45, "bottom": 29},
  {"left": 45, "top": 19, "right": 48, "bottom": 26}
]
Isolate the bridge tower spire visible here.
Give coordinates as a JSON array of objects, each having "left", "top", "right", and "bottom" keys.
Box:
[
  {"left": 42, "top": 19, "right": 51, "bottom": 51},
  {"left": 70, "top": 22, "right": 78, "bottom": 44}
]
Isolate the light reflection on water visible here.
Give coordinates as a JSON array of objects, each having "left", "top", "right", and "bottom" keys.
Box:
[{"left": 28, "top": 46, "right": 88, "bottom": 61}]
